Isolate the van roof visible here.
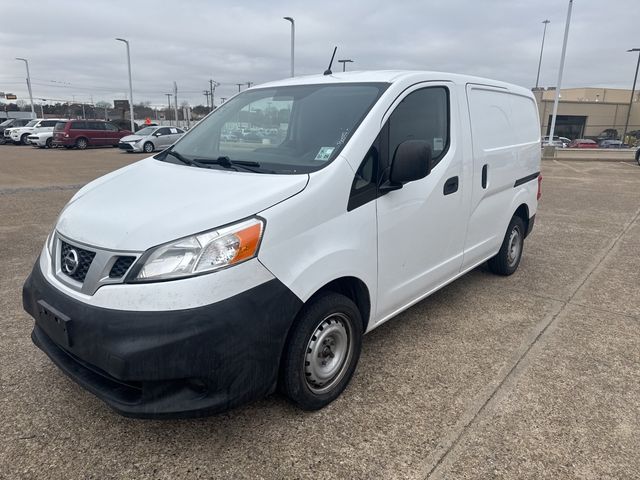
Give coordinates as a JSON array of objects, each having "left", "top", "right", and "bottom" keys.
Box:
[{"left": 256, "top": 70, "right": 532, "bottom": 97}]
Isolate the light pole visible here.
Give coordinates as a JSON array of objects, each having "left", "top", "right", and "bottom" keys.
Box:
[
  {"left": 283, "top": 17, "right": 295, "bottom": 77},
  {"left": 535, "top": 20, "right": 551, "bottom": 89},
  {"left": 338, "top": 59, "right": 353, "bottom": 72},
  {"left": 115, "top": 38, "right": 135, "bottom": 132},
  {"left": 622, "top": 48, "right": 640, "bottom": 144},
  {"left": 547, "top": 0, "right": 573, "bottom": 146},
  {"left": 15, "top": 58, "right": 35, "bottom": 116}
]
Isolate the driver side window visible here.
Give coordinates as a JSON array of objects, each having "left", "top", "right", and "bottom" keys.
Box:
[{"left": 388, "top": 87, "right": 449, "bottom": 167}]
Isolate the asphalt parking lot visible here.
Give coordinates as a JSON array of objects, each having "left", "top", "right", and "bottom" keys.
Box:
[{"left": 1, "top": 145, "right": 639, "bottom": 479}]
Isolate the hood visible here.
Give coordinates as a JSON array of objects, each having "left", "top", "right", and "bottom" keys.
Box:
[
  {"left": 10, "top": 127, "right": 34, "bottom": 135},
  {"left": 56, "top": 158, "right": 309, "bottom": 251},
  {"left": 120, "top": 134, "right": 144, "bottom": 142}
]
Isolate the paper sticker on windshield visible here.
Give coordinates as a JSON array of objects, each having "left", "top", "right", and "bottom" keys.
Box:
[
  {"left": 433, "top": 137, "right": 444, "bottom": 151},
  {"left": 315, "top": 147, "right": 335, "bottom": 161}
]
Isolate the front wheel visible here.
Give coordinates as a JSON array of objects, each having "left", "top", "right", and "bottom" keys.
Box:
[
  {"left": 636, "top": 149, "right": 640, "bottom": 166},
  {"left": 488, "top": 215, "right": 526, "bottom": 276},
  {"left": 20, "top": 133, "right": 29, "bottom": 145},
  {"left": 280, "top": 292, "right": 363, "bottom": 410},
  {"left": 45, "top": 137, "right": 52, "bottom": 148},
  {"left": 143, "top": 141, "right": 154, "bottom": 153}
]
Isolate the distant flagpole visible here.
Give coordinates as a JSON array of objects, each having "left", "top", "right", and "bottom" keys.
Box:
[{"left": 547, "top": 0, "right": 573, "bottom": 146}]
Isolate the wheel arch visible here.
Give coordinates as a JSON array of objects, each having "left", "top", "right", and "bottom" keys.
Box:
[{"left": 513, "top": 203, "right": 530, "bottom": 237}]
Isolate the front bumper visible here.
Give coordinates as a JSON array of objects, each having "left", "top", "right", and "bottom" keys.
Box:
[
  {"left": 118, "top": 142, "right": 141, "bottom": 152},
  {"left": 23, "top": 260, "right": 302, "bottom": 418}
]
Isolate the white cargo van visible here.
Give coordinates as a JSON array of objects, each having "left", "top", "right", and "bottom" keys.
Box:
[{"left": 23, "top": 71, "right": 541, "bottom": 417}]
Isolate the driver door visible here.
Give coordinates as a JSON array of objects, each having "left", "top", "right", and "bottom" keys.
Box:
[{"left": 375, "top": 83, "right": 468, "bottom": 324}]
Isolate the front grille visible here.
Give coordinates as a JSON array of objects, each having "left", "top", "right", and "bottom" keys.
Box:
[
  {"left": 118, "top": 143, "right": 133, "bottom": 150},
  {"left": 109, "top": 256, "right": 135, "bottom": 278},
  {"left": 60, "top": 241, "right": 95, "bottom": 282}
]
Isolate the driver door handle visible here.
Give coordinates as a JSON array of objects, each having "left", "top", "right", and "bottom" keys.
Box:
[{"left": 443, "top": 176, "right": 459, "bottom": 195}]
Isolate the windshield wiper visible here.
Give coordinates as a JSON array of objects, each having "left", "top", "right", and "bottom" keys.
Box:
[
  {"left": 159, "top": 148, "right": 197, "bottom": 167},
  {"left": 192, "top": 156, "right": 274, "bottom": 174}
]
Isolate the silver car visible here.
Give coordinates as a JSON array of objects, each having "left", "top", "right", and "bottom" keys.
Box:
[{"left": 118, "top": 126, "right": 185, "bottom": 153}]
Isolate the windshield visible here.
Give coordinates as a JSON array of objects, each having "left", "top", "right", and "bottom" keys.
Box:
[
  {"left": 137, "top": 126, "right": 157, "bottom": 136},
  {"left": 0, "top": 119, "right": 13, "bottom": 127},
  {"left": 25, "top": 120, "right": 38, "bottom": 127},
  {"left": 164, "top": 83, "right": 387, "bottom": 174}
]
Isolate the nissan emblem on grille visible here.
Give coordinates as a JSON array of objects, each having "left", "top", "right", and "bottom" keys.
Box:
[{"left": 62, "top": 249, "right": 79, "bottom": 275}]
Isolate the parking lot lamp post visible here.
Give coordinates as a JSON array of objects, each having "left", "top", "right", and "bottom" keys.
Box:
[
  {"left": 115, "top": 38, "right": 135, "bottom": 133},
  {"left": 622, "top": 48, "right": 640, "bottom": 144},
  {"left": 547, "top": 0, "right": 573, "bottom": 146},
  {"left": 15, "top": 58, "right": 35, "bottom": 116},
  {"left": 338, "top": 59, "right": 353, "bottom": 72},
  {"left": 283, "top": 17, "right": 295, "bottom": 77},
  {"left": 535, "top": 20, "right": 550, "bottom": 89}
]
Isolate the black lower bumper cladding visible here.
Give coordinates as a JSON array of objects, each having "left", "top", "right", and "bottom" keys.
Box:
[{"left": 22, "top": 260, "right": 302, "bottom": 418}]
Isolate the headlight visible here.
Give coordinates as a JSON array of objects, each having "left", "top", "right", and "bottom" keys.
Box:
[
  {"left": 130, "top": 217, "right": 264, "bottom": 282},
  {"left": 133, "top": 139, "right": 141, "bottom": 144}
]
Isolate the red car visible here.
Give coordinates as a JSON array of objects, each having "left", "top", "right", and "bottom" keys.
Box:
[
  {"left": 568, "top": 139, "right": 598, "bottom": 148},
  {"left": 52, "top": 120, "right": 132, "bottom": 149}
]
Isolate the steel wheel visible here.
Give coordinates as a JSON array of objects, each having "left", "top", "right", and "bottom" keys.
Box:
[
  {"left": 506, "top": 226, "right": 522, "bottom": 268},
  {"left": 280, "top": 292, "right": 363, "bottom": 410},
  {"left": 304, "top": 313, "right": 354, "bottom": 394}
]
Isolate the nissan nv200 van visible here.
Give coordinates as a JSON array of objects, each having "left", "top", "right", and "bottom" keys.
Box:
[{"left": 23, "top": 71, "right": 542, "bottom": 417}]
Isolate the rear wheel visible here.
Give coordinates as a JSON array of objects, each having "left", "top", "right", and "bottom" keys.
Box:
[
  {"left": 143, "top": 141, "right": 154, "bottom": 153},
  {"left": 75, "top": 137, "right": 88, "bottom": 150},
  {"left": 280, "top": 292, "right": 363, "bottom": 410},
  {"left": 488, "top": 215, "right": 526, "bottom": 276}
]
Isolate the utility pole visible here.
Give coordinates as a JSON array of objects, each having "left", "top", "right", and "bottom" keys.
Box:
[
  {"left": 15, "top": 58, "right": 35, "bottom": 116},
  {"left": 165, "top": 93, "right": 173, "bottom": 125},
  {"left": 203, "top": 90, "right": 210, "bottom": 110},
  {"left": 173, "top": 81, "right": 179, "bottom": 128},
  {"left": 236, "top": 83, "right": 243, "bottom": 93},
  {"left": 535, "top": 20, "right": 551, "bottom": 89},
  {"left": 622, "top": 48, "right": 640, "bottom": 144},
  {"left": 209, "top": 79, "right": 219, "bottom": 109},
  {"left": 81, "top": 102, "right": 86, "bottom": 119},
  {"left": 220, "top": 97, "right": 227, "bottom": 104},
  {"left": 547, "top": 0, "right": 573, "bottom": 146}
]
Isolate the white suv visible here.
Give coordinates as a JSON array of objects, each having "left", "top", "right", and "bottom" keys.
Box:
[{"left": 7, "top": 119, "right": 64, "bottom": 145}]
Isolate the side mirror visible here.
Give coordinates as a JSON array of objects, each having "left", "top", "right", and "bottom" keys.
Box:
[
  {"left": 381, "top": 140, "right": 433, "bottom": 192},
  {"left": 153, "top": 132, "right": 161, "bottom": 137}
]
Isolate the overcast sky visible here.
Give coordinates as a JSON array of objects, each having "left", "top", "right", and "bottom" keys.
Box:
[{"left": 0, "top": 0, "right": 637, "bottom": 108}]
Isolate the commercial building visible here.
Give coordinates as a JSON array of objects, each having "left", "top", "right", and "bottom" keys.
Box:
[{"left": 533, "top": 87, "right": 640, "bottom": 141}]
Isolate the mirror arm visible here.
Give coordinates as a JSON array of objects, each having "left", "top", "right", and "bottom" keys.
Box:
[{"left": 378, "top": 180, "right": 403, "bottom": 193}]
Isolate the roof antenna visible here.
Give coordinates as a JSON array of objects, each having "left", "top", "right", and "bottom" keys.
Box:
[{"left": 323, "top": 46, "right": 338, "bottom": 76}]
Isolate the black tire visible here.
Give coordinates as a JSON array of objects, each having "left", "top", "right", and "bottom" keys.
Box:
[
  {"left": 45, "top": 137, "right": 52, "bottom": 148},
  {"left": 280, "top": 292, "right": 363, "bottom": 410},
  {"left": 75, "top": 137, "right": 88, "bottom": 150},
  {"left": 143, "top": 141, "right": 154, "bottom": 153},
  {"left": 20, "top": 133, "right": 29, "bottom": 145},
  {"left": 488, "top": 215, "right": 526, "bottom": 276},
  {"left": 635, "top": 149, "right": 640, "bottom": 166}
]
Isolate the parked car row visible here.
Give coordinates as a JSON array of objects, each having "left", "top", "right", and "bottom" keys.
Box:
[
  {"left": 1, "top": 118, "right": 185, "bottom": 152},
  {"left": 541, "top": 135, "right": 631, "bottom": 149}
]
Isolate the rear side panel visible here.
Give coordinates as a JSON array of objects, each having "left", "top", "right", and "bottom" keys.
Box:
[{"left": 462, "top": 85, "right": 540, "bottom": 269}]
